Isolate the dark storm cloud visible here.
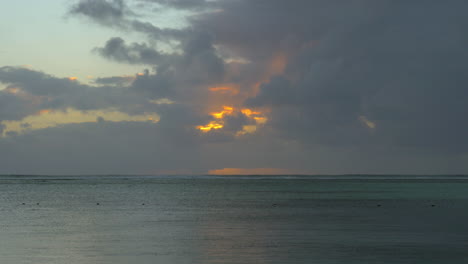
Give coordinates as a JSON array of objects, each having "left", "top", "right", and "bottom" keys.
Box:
[
  {"left": 2, "top": 118, "right": 467, "bottom": 175},
  {"left": 65, "top": 0, "right": 468, "bottom": 168},
  {"left": 0, "top": 121, "right": 203, "bottom": 175},
  {"left": 190, "top": 0, "right": 373, "bottom": 61},
  {"left": 177, "top": 31, "right": 225, "bottom": 84},
  {"left": 1, "top": 0, "right": 467, "bottom": 174},
  {"left": 241, "top": 0, "right": 468, "bottom": 153}
]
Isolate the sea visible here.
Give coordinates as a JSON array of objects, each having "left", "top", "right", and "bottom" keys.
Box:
[{"left": 0, "top": 175, "right": 467, "bottom": 264}]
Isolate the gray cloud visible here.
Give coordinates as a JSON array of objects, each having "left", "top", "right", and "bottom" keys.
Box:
[
  {"left": 94, "top": 37, "right": 165, "bottom": 65},
  {"left": 129, "top": 20, "right": 188, "bottom": 42},
  {"left": 70, "top": 0, "right": 187, "bottom": 41},
  {"left": 222, "top": 112, "right": 251, "bottom": 133},
  {"left": 0, "top": 121, "right": 202, "bottom": 175},
  {"left": 2, "top": 119, "right": 466, "bottom": 175},
  {"left": 240, "top": 0, "right": 468, "bottom": 154},
  {"left": 94, "top": 76, "right": 134, "bottom": 86},
  {"left": 1, "top": 0, "right": 468, "bottom": 174},
  {"left": 138, "top": 0, "right": 211, "bottom": 10},
  {"left": 91, "top": 33, "right": 226, "bottom": 105},
  {"left": 0, "top": 92, "right": 37, "bottom": 121},
  {"left": 0, "top": 66, "right": 79, "bottom": 96},
  {"left": 130, "top": 69, "right": 175, "bottom": 99},
  {"left": 69, "top": 0, "right": 130, "bottom": 27},
  {"left": 94, "top": 32, "right": 224, "bottom": 79},
  {"left": 0, "top": 67, "right": 150, "bottom": 120}
]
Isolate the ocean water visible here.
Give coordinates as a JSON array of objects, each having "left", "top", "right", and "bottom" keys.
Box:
[{"left": 0, "top": 175, "right": 467, "bottom": 264}]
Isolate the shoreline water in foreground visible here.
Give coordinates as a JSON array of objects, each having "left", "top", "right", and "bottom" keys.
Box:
[{"left": 0, "top": 176, "right": 467, "bottom": 263}]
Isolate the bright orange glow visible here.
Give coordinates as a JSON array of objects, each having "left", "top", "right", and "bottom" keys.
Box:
[
  {"left": 137, "top": 72, "right": 145, "bottom": 76},
  {"left": 68, "top": 77, "right": 78, "bottom": 81},
  {"left": 253, "top": 116, "right": 267, "bottom": 124},
  {"left": 197, "top": 106, "right": 267, "bottom": 134},
  {"left": 197, "top": 121, "right": 224, "bottom": 132},
  {"left": 211, "top": 106, "right": 234, "bottom": 119},
  {"left": 242, "top": 108, "right": 268, "bottom": 124},
  {"left": 209, "top": 87, "right": 230, "bottom": 92},
  {"left": 209, "top": 168, "right": 305, "bottom": 175}
]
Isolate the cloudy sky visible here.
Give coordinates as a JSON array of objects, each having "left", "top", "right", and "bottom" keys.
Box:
[{"left": 0, "top": 0, "right": 467, "bottom": 175}]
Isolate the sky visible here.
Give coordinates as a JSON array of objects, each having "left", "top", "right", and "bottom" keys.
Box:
[{"left": 1, "top": 0, "right": 468, "bottom": 175}]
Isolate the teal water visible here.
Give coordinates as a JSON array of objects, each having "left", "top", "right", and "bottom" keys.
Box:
[{"left": 0, "top": 175, "right": 467, "bottom": 263}]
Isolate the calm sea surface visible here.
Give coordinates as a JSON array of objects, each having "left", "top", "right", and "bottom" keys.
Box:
[{"left": 0, "top": 175, "right": 467, "bottom": 264}]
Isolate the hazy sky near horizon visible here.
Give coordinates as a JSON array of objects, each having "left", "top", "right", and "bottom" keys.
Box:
[{"left": 1, "top": 0, "right": 468, "bottom": 175}]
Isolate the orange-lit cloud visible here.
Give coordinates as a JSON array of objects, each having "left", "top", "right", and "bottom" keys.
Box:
[
  {"left": 197, "top": 106, "right": 267, "bottom": 133},
  {"left": 3, "top": 87, "right": 45, "bottom": 106},
  {"left": 240, "top": 108, "right": 260, "bottom": 116},
  {"left": 2, "top": 108, "right": 159, "bottom": 136},
  {"left": 241, "top": 109, "right": 268, "bottom": 124},
  {"left": 197, "top": 121, "right": 224, "bottom": 132},
  {"left": 36, "top": 109, "right": 52, "bottom": 115},
  {"left": 209, "top": 168, "right": 306, "bottom": 175},
  {"left": 68, "top": 77, "right": 78, "bottom": 81},
  {"left": 269, "top": 52, "right": 287, "bottom": 75},
  {"left": 209, "top": 86, "right": 239, "bottom": 95},
  {"left": 252, "top": 116, "right": 267, "bottom": 124},
  {"left": 252, "top": 52, "right": 289, "bottom": 95},
  {"left": 5, "top": 87, "right": 21, "bottom": 94},
  {"left": 196, "top": 53, "right": 285, "bottom": 134},
  {"left": 235, "top": 125, "right": 257, "bottom": 136},
  {"left": 211, "top": 106, "right": 234, "bottom": 119}
]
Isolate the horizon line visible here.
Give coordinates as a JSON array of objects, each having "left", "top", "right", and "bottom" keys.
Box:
[{"left": 1, "top": 174, "right": 468, "bottom": 177}]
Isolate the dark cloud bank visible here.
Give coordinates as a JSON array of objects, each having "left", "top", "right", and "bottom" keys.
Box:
[{"left": 1, "top": 0, "right": 468, "bottom": 174}]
